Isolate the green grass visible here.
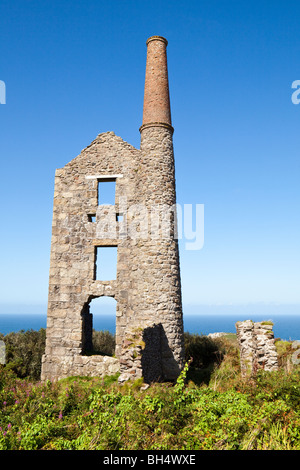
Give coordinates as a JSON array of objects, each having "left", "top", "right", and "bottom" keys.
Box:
[{"left": 1, "top": 333, "right": 300, "bottom": 450}]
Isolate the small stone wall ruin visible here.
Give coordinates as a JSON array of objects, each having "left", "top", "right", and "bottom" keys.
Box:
[{"left": 235, "top": 320, "right": 279, "bottom": 377}]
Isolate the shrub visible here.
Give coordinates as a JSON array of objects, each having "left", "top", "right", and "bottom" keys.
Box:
[
  {"left": 0, "top": 328, "right": 116, "bottom": 379},
  {"left": 184, "top": 332, "right": 221, "bottom": 369},
  {"left": 275, "top": 340, "right": 294, "bottom": 371},
  {"left": 2, "top": 329, "right": 46, "bottom": 380},
  {"left": 92, "top": 330, "right": 115, "bottom": 356}
]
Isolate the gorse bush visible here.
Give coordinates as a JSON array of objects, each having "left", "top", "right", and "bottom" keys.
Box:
[
  {"left": 0, "top": 329, "right": 46, "bottom": 380},
  {"left": 184, "top": 333, "right": 240, "bottom": 387},
  {"left": 184, "top": 332, "right": 221, "bottom": 368},
  {"left": 0, "top": 328, "right": 116, "bottom": 379},
  {"left": 92, "top": 330, "right": 115, "bottom": 356}
]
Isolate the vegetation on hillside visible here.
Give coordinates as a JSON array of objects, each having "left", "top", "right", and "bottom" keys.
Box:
[{"left": 0, "top": 328, "right": 300, "bottom": 450}]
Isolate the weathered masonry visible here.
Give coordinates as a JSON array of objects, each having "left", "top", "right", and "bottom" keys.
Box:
[
  {"left": 235, "top": 320, "right": 278, "bottom": 378},
  {"left": 41, "top": 36, "right": 185, "bottom": 383}
]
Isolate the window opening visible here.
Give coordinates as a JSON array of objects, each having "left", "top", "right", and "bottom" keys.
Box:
[
  {"left": 94, "top": 246, "right": 117, "bottom": 280},
  {"left": 98, "top": 179, "right": 116, "bottom": 205},
  {"left": 88, "top": 214, "right": 96, "bottom": 223}
]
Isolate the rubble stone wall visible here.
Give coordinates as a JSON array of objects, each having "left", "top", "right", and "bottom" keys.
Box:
[{"left": 235, "top": 320, "right": 279, "bottom": 377}]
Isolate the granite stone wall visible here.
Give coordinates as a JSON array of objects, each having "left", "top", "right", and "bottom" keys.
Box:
[
  {"left": 41, "top": 132, "right": 140, "bottom": 381},
  {"left": 235, "top": 320, "right": 279, "bottom": 378}
]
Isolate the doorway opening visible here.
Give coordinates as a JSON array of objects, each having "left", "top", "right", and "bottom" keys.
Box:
[{"left": 81, "top": 296, "right": 116, "bottom": 356}]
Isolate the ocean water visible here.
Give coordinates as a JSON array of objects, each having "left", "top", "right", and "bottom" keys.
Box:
[
  {"left": 0, "top": 313, "right": 300, "bottom": 341},
  {"left": 183, "top": 314, "right": 300, "bottom": 341}
]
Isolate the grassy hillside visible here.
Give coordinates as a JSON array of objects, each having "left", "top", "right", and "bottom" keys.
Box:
[{"left": 0, "top": 330, "right": 300, "bottom": 450}]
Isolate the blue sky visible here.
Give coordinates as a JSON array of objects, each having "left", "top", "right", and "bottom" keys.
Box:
[{"left": 0, "top": 0, "right": 299, "bottom": 316}]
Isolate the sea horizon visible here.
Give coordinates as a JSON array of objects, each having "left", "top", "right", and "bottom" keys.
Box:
[{"left": 0, "top": 309, "right": 300, "bottom": 341}]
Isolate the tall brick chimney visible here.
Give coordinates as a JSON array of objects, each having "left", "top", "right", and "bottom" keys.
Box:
[
  {"left": 136, "top": 36, "right": 185, "bottom": 380},
  {"left": 140, "top": 36, "right": 173, "bottom": 133}
]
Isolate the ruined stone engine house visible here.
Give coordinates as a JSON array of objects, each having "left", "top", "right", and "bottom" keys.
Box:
[{"left": 41, "top": 36, "right": 185, "bottom": 383}]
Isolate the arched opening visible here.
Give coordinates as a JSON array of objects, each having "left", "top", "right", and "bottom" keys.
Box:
[{"left": 81, "top": 296, "right": 116, "bottom": 356}]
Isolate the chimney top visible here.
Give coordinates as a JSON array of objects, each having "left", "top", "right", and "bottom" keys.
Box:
[
  {"left": 146, "top": 35, "right": 168, "bottom": 46},
  {"left": 140, "top": 35, "right": 173, "bottom": 134}
]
